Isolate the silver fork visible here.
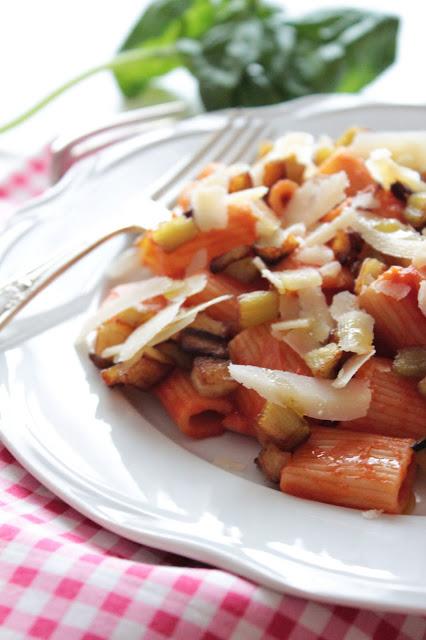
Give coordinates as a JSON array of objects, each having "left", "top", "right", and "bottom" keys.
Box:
[{"left": 0, "top": 113, "right": 270, "bottom": 332}]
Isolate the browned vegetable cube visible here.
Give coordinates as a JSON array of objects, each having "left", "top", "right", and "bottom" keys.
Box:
[
  {"left": 256, "top": 402, "right": 310, "bottom": 451},
  {"left": 210, "top": 245, "right": 252, "bottom": 273},
  {"left": 101, "top": 352, "right": 172, "bottom": 390},
  {"left": 304, "top": 343, "right": 343, "bottom": 378},
  {"left": 190, "top": 357, "right": 238, "bottom": 398},
  {"left": 189, "top": 312, "right": 230, "bottom": 338},
  {"left": 255, "top": 443, "right": 291, "bottom": 483},
  {"left": 228, "top": 172, "right": 253, "bottom": 193},
  {"left": 180, "top": 328, "right": 229, "bottom": 358}
]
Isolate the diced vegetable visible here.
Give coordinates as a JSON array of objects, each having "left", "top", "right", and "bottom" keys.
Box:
[
  {"left": 210, "top": 245, "right": 252, "bottom": 273},
  {"left": 255, "top": 443, "right": 291, "bottom": 483},
  {"left": 188, "top": 312, "right": 230, "bottom": 339},
  {"left": 336, "top": 127, "right": 364, "bottom": 147},
  {"left": 404, "top": 192, "right": 426, "bottom": 228},
  {"left": 304, "top": 343, "right": 342, "bottom": 378},
  {"left": 228, "top": 172, "right": 253, "bottom": 193},
  {"left": 392, "top": 347, "right": 426, "bottom": 378},
  {"left": 256, "top": 402, "right": 310, "bottom": 451},
  {"left": 238, "top": 290, "right": 279, "bottom": 329},
  {"left": 262, "top": 160, "right": 286, "bottom": 187},
  {"left": 253, "top": 257, "right": 322, "bottom": 293},
  {"left": 254, "top": 234, "right": 299, "bottom": 265},
  {"left": 354, "top": 257, "right": 387, "bottom": 294},
  {"left": 152, "top": 216, "right": 198, "bottom": 251},
  {"left": 101, "top": 352, "right": 172, "bottom": 389},
  {"left": 180, "top": 328, "right": 229, "bottom": 358},
  {"left": 224, "top": 257, "right": 259, "bottom": 284},
  {"left": 331, "top": 230, "right": 363, "bottom": 265},
  {"left": 156, "top": 341, "right": 193, "bottom": 370},
  {"left": 190, "top": 357, "right": 238, "bottom": 398}
]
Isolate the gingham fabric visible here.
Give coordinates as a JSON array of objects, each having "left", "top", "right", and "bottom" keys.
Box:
[{"left": 1, "top": 153, "right": 425, "bottom": 640}]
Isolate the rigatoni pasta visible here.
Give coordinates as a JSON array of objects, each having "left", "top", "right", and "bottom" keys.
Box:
[{"left": 84, "top": 125, "right": 426, "bottom": 515}]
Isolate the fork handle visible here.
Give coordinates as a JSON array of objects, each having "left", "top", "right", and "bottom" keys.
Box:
[{"left": 0, "top": 224, "right": 142, "bottom": 332}]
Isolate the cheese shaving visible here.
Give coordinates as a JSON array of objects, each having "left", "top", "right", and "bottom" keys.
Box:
[
  {"left": 350, "top": 131, "right": 426, "bottom": 172},
  {"left": 253, "top": 257, "right": 322, "bottom": 292},
  {"left": 271, "top": 318, "right": 312, "bottom": 332},
  {"left": 279, "top": 328, "right": 320, "bottom": 358},
  {"left": 228, "top": 364, "right": 372, "bottom": 421},
  {"left": 297, "top": 244, "right": 334, "bottom": 266},
  {"left": 337, "top": 310, "right": 375, "bottom": 354},
  {"left": 319, "top": 261, "right": 342, "bottom": 280},
  {"left": 191, "top": 184, "right": 228, "bottom": 231},
  {"left": 304, "top": 208, "right": 355, "bottom": 246},
  {"left": 330, "top": 291, "right": 359, "bottom": 320},
  {"left": 332, "top": 350, "right": 375, "bottom": 388},
  {"left": 350, "top": 211, "right": 426, "bottom": 259},
  {"left": 285, "top": 172, "right": 348, "bottom": 227},
  {"left": 366, "top": 148, "right": 426, "bottom": 191},
  {"left": 298, "top": 286, "right": 333, "bottom": 342}
]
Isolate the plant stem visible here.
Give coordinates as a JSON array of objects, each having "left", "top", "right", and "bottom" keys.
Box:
[{"left": 0, "top": 44, "right": 179, "bottom": 134}]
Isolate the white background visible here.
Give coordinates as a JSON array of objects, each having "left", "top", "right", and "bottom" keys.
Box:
[{"left": 0, "top": 1, "right": 422, "bottom": 172}]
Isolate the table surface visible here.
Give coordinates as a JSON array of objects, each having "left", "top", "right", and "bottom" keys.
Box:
[{"left": 0, "top": 0, "right": 423, "bottom": 175}]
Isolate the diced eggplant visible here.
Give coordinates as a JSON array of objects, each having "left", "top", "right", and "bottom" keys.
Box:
[
  {"left": 180, "top": 328, "right": 229, "bottom": 358},
  {"left": 156, "top": 341, "right": 194, "bottom": 370},
  {"left": 254, "top": 234, "right": 299, "bottom": 266},
  {"left": 228, "top": 172, "right": 253, "bottom": 193},
  {"left": 263, "top": 160, "right": 286, "bottom": 187},
  {"left": 210, "top": 245, "right": 252, "bottom": 273},
  {"left": 89, "top": 352, "right": 112, "bottom": 369},
  {"left": 255, "top": 443, "right": 291, "bottom": 483},
  {"left": 101, "top": 352, "right": 172, "bottom": 390},
  {"left": 190, "top": 357, "right": 238, "bottom": 398},
  {"left": 256, "top": 402, "right": 310, "bottom": 451},
  {"left": 189, "top": 312, "right": 231, "bottom": 339},
  {"left": 304, "top": 343, "right": 343, "bottom": 378}
]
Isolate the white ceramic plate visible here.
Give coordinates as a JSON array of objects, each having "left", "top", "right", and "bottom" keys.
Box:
[{"left": 2, "top": 95, "right": 426, "bottom": 614}]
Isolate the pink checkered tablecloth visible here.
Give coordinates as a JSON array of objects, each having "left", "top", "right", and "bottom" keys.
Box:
[{"left": 1, "top": 152, "right": 425, "bottom": 640}]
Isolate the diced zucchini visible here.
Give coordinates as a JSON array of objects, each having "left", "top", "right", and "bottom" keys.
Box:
[
  {"left": 101, "top": 352, "right": 172, "bottom": 389},
  {"left": 190, "top": 357, "right": 238, "bottom": 398},
  {"left": 255, "top": 443, "right": 291, "bottom": 483},
  {"left": 254, "top": 234, "right": 299, "bottom": 265},
  {"left": 304, "top": 343, "right": 342, "bottom": 378},
  {"left": 393, "top": 347, "right": 426, "bottom": 378},
  {"left": 210, "top": 245, "right": 252, "bottom": 273},
  {"left": 94, "top": 308, "right": 155, "bottom": 356},
  {"left": 404, "top": 192, "right": 426, "bottom": 228},
  {"left": 152, "top": 216, "right": 198, "bottom": 252},
  {"left": 336, "top": 126, "right": 363, "bottom": 147},
  {"left": 224, "top": 257, "right": 259, "bottom": 283},
  {"left": 256, "top": 402, "right": 310, "bottom": 451},
  {"left": 354, "top": 257, "right": 386, "bottom": 294},
  {"left": 337, "top": 310, "right": 374, "bottom": 354},
  {"left": 238, "top": 290, "right": 279, "bottom": 329}
]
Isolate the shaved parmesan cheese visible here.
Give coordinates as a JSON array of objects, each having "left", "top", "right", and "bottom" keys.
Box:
[
  {"left": 279, "top": 328, "right": 320, "bottom": 357},
  {"left": 285, "top": 172, "right": 348, "bottom": 227},
  {"left": 418, "top": 281, "right": 426, "bottom": 317},
  {"left": 226, "top": 186, "right": 268, "bottom": 205},
  {"left": 228, "top": 364, "right": 371, "bottom": 421},
  {"left": 298, "top": 286, "right": 333, "bottom": 342},
  {"left": 251, "top": 132, "right": 316, "bottom": 186},
  {"left": 366, "top": 148, "right": 426, "bottom": 192},
  {"left": 362, "top": 509, "right": 383, "bottom": 520},
  {"left": 253, "top": 257, "right": 322, "bottom": 292},
  {"left": 103, "top": 301, "right": 182, "bottom": 361},
  {"left": 319, "top": 260, "right": 342, "bottom": 279},
  {"left": 252, "top": 199, "right": 281, "bottom": 240},
  {"left": 330, "top": 291, "right": 359, "bottom": 320},
  {"left": 337, "top": 310, "right": 375, "bottom": 354},
  {"left": 304, "top": 208, "right": 355, "bottom": 246},
  {"left": 279, "top": 293, "right": 300, "bottom": 320},
  {"left": 165, "top": 273, "right": 207, "bottom": 301},
  {"left": 332, "top": 350, "right": 375, "bottom": 388},
  {"left": 297, "top": 244, "right": 334, "bottom": 266},
  {"left": 191, "top": 185, "right": 228, "bottom": 231},
  {"left": 271, "top": 318, "right": 312, "bottom": 331},
  {"left": 257, "top": 222, "right": 306, "bottom": 249},
  {"left": 351, "top": 211, "right": 426, "bottom": 259},
  {"left": 78, "top": 277, "right": 174, "bottom": 341},
  {"left": 106, "top": 294, "right": 231, "bottom": 362},
  {"left": 373, "top": 279, "right": 411, "bottom": 301},
  {"left": 350, "top": 131, "right": 426, "bottom": 172}
]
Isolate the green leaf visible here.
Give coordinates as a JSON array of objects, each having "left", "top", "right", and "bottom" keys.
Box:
[{"left": 115, "top": 0, "right": 215, "bottom": 97}]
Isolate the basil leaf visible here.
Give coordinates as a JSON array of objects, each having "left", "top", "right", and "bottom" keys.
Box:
[{"left": 115, "top": 0, "right": 215, "bottom": 97}]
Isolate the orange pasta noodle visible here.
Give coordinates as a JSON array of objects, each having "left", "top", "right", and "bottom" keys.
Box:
[
  {"left": 229, "top": 324, "right": 309, "bottom": 423},
  {"left": 221, "top": 411, "right": 256, "bottom": 436},
  {"left": 319, "top": 150, "right": 375, "bottom": 196},
  {"left": 139, "top": 205, "right": 258, "bottom": 278},
  {"left": 359, "top": 266, "right": 426, "bottom": 351},
  {"left": 267, "top": 179, "right": 298, "bottom": 217},
  {"left": 340, "top": 357, "right": 426, "bottom": 440},
  {"left": 154, "top": 369, "right": 232, "bottom": 439},
  {"left": 280, "top": 426, "right": 416, "bottom": 514},
  {"left": 185, "top": 272, "right": 254, "bottom": 330}
]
